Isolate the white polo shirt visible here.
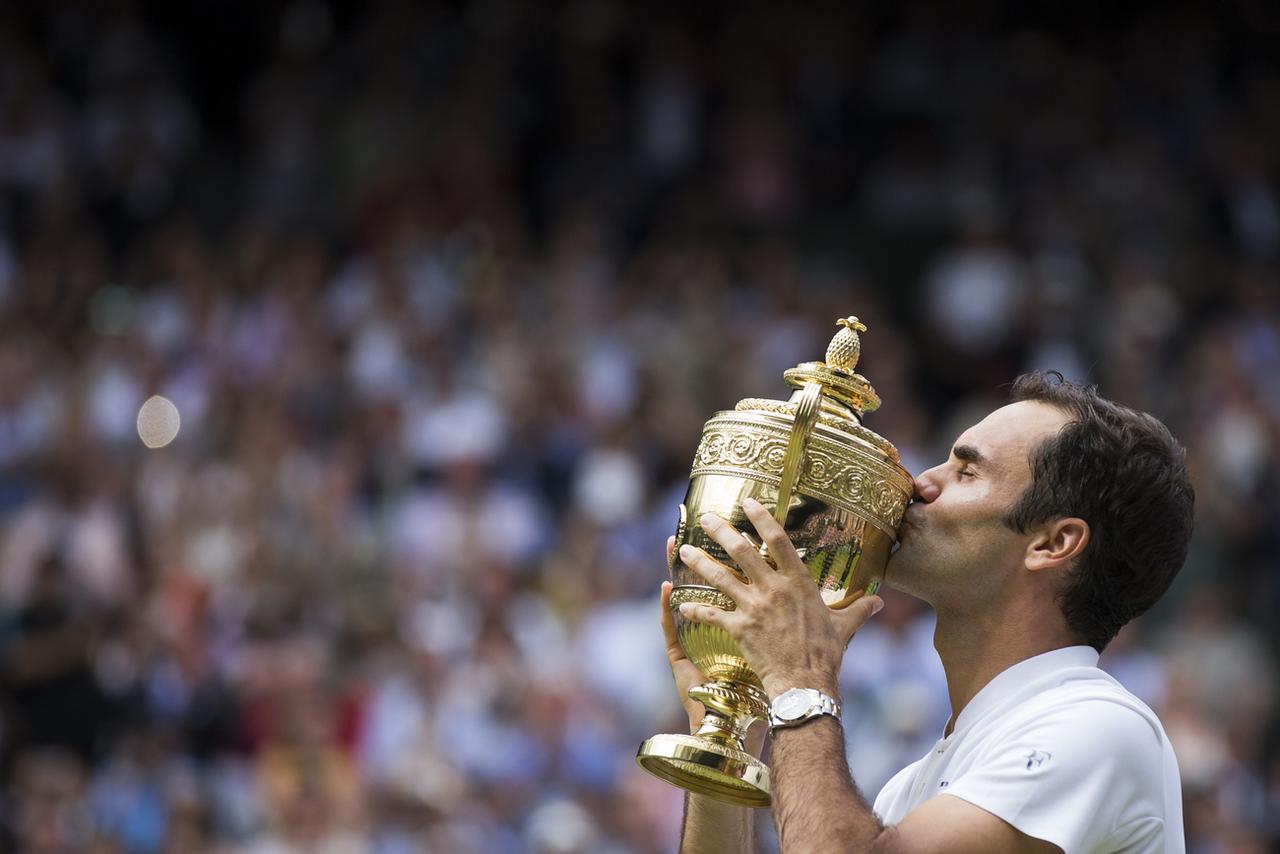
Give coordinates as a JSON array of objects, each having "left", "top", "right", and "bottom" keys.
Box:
[{"left": 872, "top": 646, "right": 1184, "bottom": 854}]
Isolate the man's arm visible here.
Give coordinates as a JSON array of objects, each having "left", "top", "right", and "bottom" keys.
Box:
[
  {"left": 770, "top": 715, "right": 871, "bottom": 850},
  {"left": 770, "top": 716, "right": 1060, "bottom": 853},
  {"left": 680, "top": 792, "right": 754, "bottom": 854},
  {"left": 677, "top": 718, "right": 765, "bottom": 854}
]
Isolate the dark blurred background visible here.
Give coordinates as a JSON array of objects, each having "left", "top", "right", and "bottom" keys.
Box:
[{"left": 0, "top": 1, "right": 1277, "bottom": 851}]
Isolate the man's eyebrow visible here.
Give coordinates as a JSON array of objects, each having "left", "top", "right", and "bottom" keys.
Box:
[{"left": 952, "top": 444, "right": 987, "bottom": 465}]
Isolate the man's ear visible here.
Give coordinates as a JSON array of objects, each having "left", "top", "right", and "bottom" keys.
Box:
[{"left": 1025, "top": 517, "right": 1090, "bottom": 572}]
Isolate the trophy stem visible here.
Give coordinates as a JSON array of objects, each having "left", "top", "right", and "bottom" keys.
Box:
[
  {"left": 636, "top": 680, "right": 772, "bottom": 808},
  {"left": 688, "top": 680, "right": 768, "bottom": 746}
]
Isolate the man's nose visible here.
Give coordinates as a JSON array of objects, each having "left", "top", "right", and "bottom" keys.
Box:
[{"left": 912, "top": 470, "right": 941, "bottom": 503}]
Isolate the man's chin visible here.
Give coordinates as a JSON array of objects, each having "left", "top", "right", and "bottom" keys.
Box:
[
  {"left": 881, "top": 536, "right": 943, "bottom": 604},
  {"left": 882, "top": 537, "right": 921, "bottom": 593}
]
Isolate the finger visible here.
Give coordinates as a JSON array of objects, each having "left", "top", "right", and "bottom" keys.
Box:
[
  {"left": 830, "top": 593, "right": 884, "bottom": 646},
  {"left": 698, "top": 512, "right": 775, "bottom": 587},
  {"left": 741, "top": 497, "right": 806, "bottom": 578},
  {"left": 678, "top": 602, "right": 740, "bottom": 633},
  {"left": 666, "top": 535, "right": 676, "bottom": 564},
  {"left": 660, "top": 582, "right": 686, "bottom": 661},
  {"left": 679, "top": 543, "right": 752, "bottom": 598}
]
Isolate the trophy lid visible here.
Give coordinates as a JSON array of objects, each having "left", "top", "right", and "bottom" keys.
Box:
[
  {"left": 734, "top": 316, "right": 900, "bottom": 462},
  {"left": 783, "top": 316, "right": 881, "bottom": 415}
]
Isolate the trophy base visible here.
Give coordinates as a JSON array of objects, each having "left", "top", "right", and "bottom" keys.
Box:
[{"left": 636, "top": 733, "right": 771, "bottom": 808}]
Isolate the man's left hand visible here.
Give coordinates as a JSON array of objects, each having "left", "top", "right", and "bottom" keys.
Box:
[{"left": 676, "top": 497, "right": 884, "bottom": 700}]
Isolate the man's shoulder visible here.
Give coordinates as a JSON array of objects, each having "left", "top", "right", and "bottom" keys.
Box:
[
  {"left": 875, "top": 664, "right": 1179, "bottom": 828},
  {"left": 989, "top": 668, "right": 1170, "bottom": 755},
  {"left": 943, "top": 679, "right": 1181, "bottom": 854}
]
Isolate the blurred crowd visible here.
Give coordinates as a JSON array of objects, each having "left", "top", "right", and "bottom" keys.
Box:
[{"left": 0, "top": 1, "right": 1278, "bottom": 851}]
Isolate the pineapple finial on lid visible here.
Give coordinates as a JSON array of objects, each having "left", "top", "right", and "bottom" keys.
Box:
[{"left": 825, "top": 316, "right": 867, "bottom": 373}]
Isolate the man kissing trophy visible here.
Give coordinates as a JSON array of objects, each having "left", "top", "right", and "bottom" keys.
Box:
[{"left": 637, "top": 315, "right": 1191, "bottom": 854}]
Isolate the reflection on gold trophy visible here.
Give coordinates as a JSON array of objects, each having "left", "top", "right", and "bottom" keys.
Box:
[{"left": 636, "top": 316, "right": 913, "bottom": 807}]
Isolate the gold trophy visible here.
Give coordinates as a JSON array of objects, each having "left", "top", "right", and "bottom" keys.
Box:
[{"left": 636, "top": 316, "right": 913, "bottom": 807}]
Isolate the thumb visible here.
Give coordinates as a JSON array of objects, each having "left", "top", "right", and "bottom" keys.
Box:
[{"left": 831, "top": 593, "right": 884, "bottom": 646}]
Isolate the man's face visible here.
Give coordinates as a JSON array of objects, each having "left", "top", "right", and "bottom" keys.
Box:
[{"left": 884, "top": 400, "right": 1073, "bottom": 606}]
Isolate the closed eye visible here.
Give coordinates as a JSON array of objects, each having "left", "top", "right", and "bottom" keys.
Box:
[{"left": 951, "top": 444, "right": 986, "bottom": 480}]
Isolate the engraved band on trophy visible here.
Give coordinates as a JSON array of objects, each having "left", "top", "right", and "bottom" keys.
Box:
[{"left": 636, "top": 316, "right": 914, "bottom": 808}]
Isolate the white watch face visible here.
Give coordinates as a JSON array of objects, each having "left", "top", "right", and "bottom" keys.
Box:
[{"left": 774, "top": 690, "right": 812, "bottom": 720}]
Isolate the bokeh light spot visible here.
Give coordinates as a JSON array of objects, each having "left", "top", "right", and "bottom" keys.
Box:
[{"left": 137, "top": 395, "right": 181, "bottom": 448}]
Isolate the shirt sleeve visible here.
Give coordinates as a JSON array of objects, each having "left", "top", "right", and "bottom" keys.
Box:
[
  {"left": 872, "top": 758, "right": 926, "bottom": 824},
  {"left": 940, "top": 699, "right": 1168, "bottom": 854}
]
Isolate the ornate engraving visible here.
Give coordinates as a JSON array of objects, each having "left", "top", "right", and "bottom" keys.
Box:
[
  {"left": 695, "top": 429, "right": 787, "bottom": 475},
  {"left": 669, "top": 585, "right": 738, "bottom": 612},
  {"left": 733, "top": 398, "right": 899, "bottom": 462},
  {"left": 691, "top": 418, "right": 911, "bottom": 534}
]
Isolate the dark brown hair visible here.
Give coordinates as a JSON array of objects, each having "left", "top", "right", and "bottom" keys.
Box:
[{"left": 1002, "top": 372, "right": 1195, "bottom": 652}]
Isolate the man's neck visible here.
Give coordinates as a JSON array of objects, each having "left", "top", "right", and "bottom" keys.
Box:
[{"left": 932, "top": 603, "right": 1080, "bottom": 737}]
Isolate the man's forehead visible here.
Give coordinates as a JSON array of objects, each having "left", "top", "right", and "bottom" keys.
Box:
[{"left": 954, "top": 401, "right": 1072, "bottom": 469}]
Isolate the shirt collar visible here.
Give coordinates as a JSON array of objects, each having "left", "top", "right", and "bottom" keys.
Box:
[{"left": 949, "top": 645, "right": 1100, "bottom": 737}]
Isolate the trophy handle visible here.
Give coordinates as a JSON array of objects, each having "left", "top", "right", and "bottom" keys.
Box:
[{"left": 773, "top": 381, "right": 823, "bottom": 525}]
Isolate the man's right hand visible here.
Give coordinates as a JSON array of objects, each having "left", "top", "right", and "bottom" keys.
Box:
[{"left": 662, "top": 536, "right": 709, "bottom": 733}]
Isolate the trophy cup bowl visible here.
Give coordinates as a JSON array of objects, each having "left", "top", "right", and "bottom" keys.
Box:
[{"left": 636, "top": 317, "right": 914, "bottom": 808}]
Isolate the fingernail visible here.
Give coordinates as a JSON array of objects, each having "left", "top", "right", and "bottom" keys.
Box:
[
  {"left": 871, "top": 597, "right": 884, "bottom": 615},
  {"left": 679, "top": 544, "right": 694, "bottom": 558},
  {"left": 700, "top": 513, "right": 715, "bottom": 527},
  {"left": 743, "top": 497, "right": 760, "bottom": 510}
]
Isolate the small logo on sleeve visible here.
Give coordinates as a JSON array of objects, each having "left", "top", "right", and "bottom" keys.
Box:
[{"left": 1024, "top": 750, "right": 1052, "bottom": 770}]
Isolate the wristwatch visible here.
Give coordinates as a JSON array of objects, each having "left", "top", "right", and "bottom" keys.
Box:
[{"left": 768, "top": 687, "right": 841, "bottom": 729}]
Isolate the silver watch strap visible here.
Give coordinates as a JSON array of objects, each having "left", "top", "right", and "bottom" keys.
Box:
[{"left": 769, "top": 689, "right": 842, "bottom": 729}]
